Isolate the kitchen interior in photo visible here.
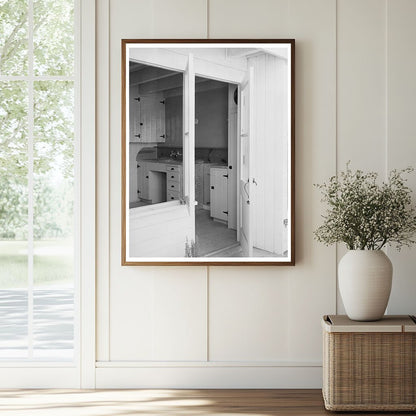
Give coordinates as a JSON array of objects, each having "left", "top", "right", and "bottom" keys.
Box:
[{"left": 127, "top": 45, "right": 290, "bottom": 259}]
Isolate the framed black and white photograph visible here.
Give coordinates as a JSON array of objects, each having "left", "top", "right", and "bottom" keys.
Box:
[{"left": 122, "top": 39, "right": 295, "bottom": 265}]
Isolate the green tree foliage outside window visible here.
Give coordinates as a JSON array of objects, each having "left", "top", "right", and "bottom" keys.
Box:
[{"left": 0, "top": 0, "right": 74, "bottom": 241}]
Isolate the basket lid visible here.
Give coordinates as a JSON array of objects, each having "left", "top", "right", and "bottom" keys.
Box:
[{"left": 322, "top": 315, "right": 416, "bottom": 333}]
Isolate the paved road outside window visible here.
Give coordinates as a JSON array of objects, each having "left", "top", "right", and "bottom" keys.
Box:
[{"left": 0, "top": 288, "right": 74, "bottom": 360}]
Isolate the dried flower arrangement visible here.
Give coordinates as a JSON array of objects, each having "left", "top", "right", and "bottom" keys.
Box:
[{"left": 314, "top": 164, "right": 416, "bottom": 250}]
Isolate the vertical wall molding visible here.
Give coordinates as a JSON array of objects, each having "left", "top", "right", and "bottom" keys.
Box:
[
  {"left": 335, "top": 0, "right": 339, "bottom": 314},
  {"left": 80, "top": 0, "right": 96, "bottom": 388},
  {"left": 96, "top": 0, "right": 111, "bottom": 363},
  {"left": 207, "top": 0, "right": 210, "bottom": 38}
]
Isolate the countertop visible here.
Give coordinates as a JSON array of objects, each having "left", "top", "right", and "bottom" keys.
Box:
[{"left": 138, "top": 158, "right": 226, "bottom": 166}]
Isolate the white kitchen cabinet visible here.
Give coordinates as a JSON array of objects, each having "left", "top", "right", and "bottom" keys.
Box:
[
  {"left": 129, "top": 84, "right": 141, "bottom": 142},
  {"left": 136, "top": 161, "right": 149, "bottom": 200},
  {"left": 137, "top": 161, "right": 184, "bottom": 204},
  {"left": 166, "top": 164, "right": 183, "bottom": 202},
  {"left": 130, "top": 86, "right": 166, "bottom": 143},
  {"left": 129, "top": 145, "right": 140, "bottom": 204},
  {"left": 210, "top": 167, "right": 228, "bottom": 222},
  {"left": 141, "top": 93, "right": 166, "bottom": 143}
]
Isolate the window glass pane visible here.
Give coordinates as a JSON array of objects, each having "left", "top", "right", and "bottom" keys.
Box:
[
  {"left": 0, "top": 81, "right": 28, "bottom": 359},
  {"left": 0, "top": 289, "right": 28, "bottom": 359},
  {"left": 33, "top": 80, "right": 74, "bottom": 359},
  {"left": 33, "top": 0, "right": 74, "bottom": 76},
  {"left": 33, "top": 288, "right": 74, "bottom": 360},
  {"left": 0, "top": 0, "right": 28, "bottom": 76}
]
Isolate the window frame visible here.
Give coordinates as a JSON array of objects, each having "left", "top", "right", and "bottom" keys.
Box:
[{"left": 0, "top": 0, "right": 96, "bottom": 388}]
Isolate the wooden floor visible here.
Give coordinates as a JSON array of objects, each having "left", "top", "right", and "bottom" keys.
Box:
[{"left": 0, "top": 389, "right": 413, "bottom": 415}]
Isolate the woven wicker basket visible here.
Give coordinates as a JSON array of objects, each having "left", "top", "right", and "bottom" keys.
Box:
[{"left": 322, "top": 315, "right": 416, "bottom": 411}]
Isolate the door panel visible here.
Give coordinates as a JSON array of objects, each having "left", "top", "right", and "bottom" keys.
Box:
[
  {"left": 183, "top": 53, "right": 196, "bottom": 238},
  {"left": 239, "top": 67, "right": 254, "bottom": 257},
  {"left": 210, "top": 168, "right": 228, "bottom": 222}
]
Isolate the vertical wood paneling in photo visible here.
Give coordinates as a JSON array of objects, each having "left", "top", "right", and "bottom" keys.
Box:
[
  {"left": 248, "top": 53, "right": 288, "bottom": 256},
  {"left": 129, "top": 205, "right": 194, "bottom": 257}
]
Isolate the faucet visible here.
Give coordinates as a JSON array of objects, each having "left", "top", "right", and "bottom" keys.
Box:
[{"left": 169, "top": 150, "right": 182, "bottom": 160}]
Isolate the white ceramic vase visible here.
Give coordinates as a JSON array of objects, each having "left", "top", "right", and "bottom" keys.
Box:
[{"left": 338, "top": 250, "right": 393, "bottom": 321}]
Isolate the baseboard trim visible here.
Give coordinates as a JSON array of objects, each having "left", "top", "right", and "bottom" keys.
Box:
[
  {"left": 96, "top": 360, "right": 321, "bottom": 368},
  {"left": 0, "top": 367, "right": 80, "bottom": 388},
  {"left": 96, "top": 365, "right": 322, "bottom": 388}
]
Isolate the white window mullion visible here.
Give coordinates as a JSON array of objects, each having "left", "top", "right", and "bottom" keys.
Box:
[
  {"left": 73, "top": 0, "right": 81, "bottom": 369},
  {"left": 27, "top": 0, "right": 34, "bottom": 360}
]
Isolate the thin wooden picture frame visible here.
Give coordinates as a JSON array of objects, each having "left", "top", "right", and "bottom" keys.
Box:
[{"left": 122, "top": 39, "right": 295, "bottom": 266}]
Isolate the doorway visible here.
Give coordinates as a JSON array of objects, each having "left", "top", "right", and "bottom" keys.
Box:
[{"left": 193, "top": 77, "right": 240, "bottom": 257}]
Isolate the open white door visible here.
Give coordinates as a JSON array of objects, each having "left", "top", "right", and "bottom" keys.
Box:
[
  {"left": 239, "top": 67, "right": 254, "bottom": 257},
  {"left": 183, "top": 53, "right": 196, "bottom": 240}
]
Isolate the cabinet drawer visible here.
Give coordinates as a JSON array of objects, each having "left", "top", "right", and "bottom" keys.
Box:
[
  {"left": 167, "top": 181, "right": 180, "bottom": 192},
  {"left": 167, "top": 190, "right": 180, "bottom": 201},
  {"left": 167, "top": 171, "right": 180, "bottom": 182},
  {"left": 166, "top": 165, "right": 180, "bottom": 172}
]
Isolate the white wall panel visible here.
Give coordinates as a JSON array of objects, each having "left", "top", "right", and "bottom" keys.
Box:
[
  {"left": 209, "top": 267, "right": 290, "bottom": 361},
  {"left": 337, "top": 0, "right": 387, "bottom": 172},
  {"left": 386, "top": 0, "right": 416, "bottom": 315},
  {"left": 209, "top": 0, "right": 289, "bottom": 38},
  {"left": 110, "top": 0, "right": 207, "bottom": 39},
  {"left": 110, "top": 267, "right": 207, "bottom": 361},
  {"left": 99, "top": 0, "right": 208, "bottom": 364},
  {"left": 94, "top": 0, "right": 416, "bottom": 388},
  {"left": 285, "top": 0, "right": 337, "bottom": 361},
  {"left": 336, "top": 0, "right": 387, "bottom": 314}
]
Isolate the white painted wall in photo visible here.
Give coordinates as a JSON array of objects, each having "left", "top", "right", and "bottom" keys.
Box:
[{"left": 95, "top": 0, "right": 416, "bottom": 388}]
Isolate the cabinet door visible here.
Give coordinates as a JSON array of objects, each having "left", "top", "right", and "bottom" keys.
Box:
[
  {"left": 140, "top": 93, "right": 166, "bottom": 143},
  {"left": 210, "top": 168, "right": 228, "bottom": 221},
  {"left": 203, "top": 164, "right": 212, "bottom": 205},
  {"left": 136, "top": 162, "right": 148, "bottom": 200},
  {"left": 129, "top": 146, "right": 139, "bottom": 203},
  {"left": 195, "top": 164, "right": 203, "bottom": 204},
  {"left": 142, "top": 169, "right": 150, "bottom": 200},
  {"left": 130, "top": 84, "right": 141, "bottom": 142}
]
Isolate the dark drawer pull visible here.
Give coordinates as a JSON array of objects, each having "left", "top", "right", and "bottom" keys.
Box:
[
  {"left": 145, "top": 175, "right": 149, "bottom": 179},
  {"left": 171, "top": 185, "right": 174, "bottom": 188},
  {"left": 170, "top": 175, "right": 174, "bottom": 179}
]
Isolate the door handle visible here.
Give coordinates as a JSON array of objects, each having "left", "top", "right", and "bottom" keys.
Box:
[{"left": 243, "top": 180, "right": 250, "bottom": 199}]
